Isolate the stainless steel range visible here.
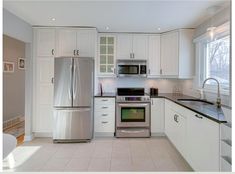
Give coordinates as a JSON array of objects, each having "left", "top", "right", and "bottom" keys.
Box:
[{"left": 116, "top": 88, "right": 150, "bottom": 138}]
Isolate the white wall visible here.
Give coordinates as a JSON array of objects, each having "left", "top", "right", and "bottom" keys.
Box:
[
  {"left": 3, "top": 8, "right": 32, "bottom": 43},
  {"left": 3, "top": 8, "right": 34, "bottom": 141}
]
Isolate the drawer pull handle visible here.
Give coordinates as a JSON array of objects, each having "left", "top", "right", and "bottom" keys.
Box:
[
  {"left": 102, "top": 99, "right": 108, "bottom": 101},
  {"left": 102, "top": 107, "right": 108, "bottom": 109},
  {"left": 102, "top": 121, "right": 108, "bottom": 124},
  {"left": 195, "top": 114, "right": 203, "bottom": 119},
  {"left": 102, "top": 114, "right": 108, "bottom": 116}
]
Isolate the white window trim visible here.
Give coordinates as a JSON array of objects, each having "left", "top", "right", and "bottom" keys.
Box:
[{"left": 194, "top": 21, "right": 230, "bottom": 96}]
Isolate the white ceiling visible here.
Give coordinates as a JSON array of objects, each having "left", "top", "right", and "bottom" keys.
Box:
[{"left": 3, "top": 0, "right": 229, "bottom": 33}]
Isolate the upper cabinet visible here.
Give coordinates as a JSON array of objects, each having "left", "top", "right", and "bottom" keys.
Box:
[
  {"left": 35, "top": 28, "right": 56, "bottom": 57},
  {"left": 98, "top": 34, "right": 116, "bottom": 76},
  {"left": 148, "top": 35, "right": 161, "bottom": 77},
  {"left": 160, "top": 29, "right": 194, "bottom": 78},
  {"left": 56, "top": 28, "right": 97, "bottom": 57},
  {"left": 116, "top": 34, "right": 148, "bottom": 60}
]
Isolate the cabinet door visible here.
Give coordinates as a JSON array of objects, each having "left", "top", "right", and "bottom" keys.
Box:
[
  {"left": 56, "top": 29, "right": 77, "bottom": 56},
  {"left": 34, "top": 57, "right": 54, "bottom": 132},
  {"left": 132, "top": 34, "right": 148, "bottom": 60},
  {"left": 160, "top": 31, "right": 179, "bottom": 76},
  {"left": 151, "top": 98, "right": 164, "bottom": 134},
  {"left": 36, "top": 28, "right": 55, "bottom": 57},
  {"left": 165, "top": 104, "right": 186, "bottom": 157},
  {"left": 76, "top": 29, "right": 96, "bottom": 57},
  {"left": 98, "top": 35, "right": 116, "bottom": 76},
  {"left": 148, "top": 35, "right": 161, "bottom": 77},
  {"left": 187, "top": 112, "right": 220, "bottom": 171},
  {"left": 116, "top": 34, "right": 133, "bottom": 59}
]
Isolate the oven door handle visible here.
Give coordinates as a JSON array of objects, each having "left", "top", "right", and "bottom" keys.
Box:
[
  {"left": 117, "top": 103, "right": 149, "bottom": 107},
  {"left": 120, "top": 130, "right": 145, "bottom": 134}
]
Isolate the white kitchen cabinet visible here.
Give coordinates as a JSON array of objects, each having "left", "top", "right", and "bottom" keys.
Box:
[
  {"left": 116, "top": 34, "right": 148, "bottom": 60},
  {"left": 148, "top": 35, "right": 161, "bottom": 77},
  {"left": 94, "top": 98, "right": 115, "bottom": 136},
  {"left": 56, "top": 28, "right": 97, "bottom": 57},
  {"left": 98, "top": 34, "right": 116, "bottom": 76},
  {"left": 160, "top": 29, "right": 194, "bottom": 78},
  {"left": 33, "top": 28, "right": 55, "bottom": 134},
  {"left": 150, "top": 98, "right": 164, "bottom": 135},
  {"left": 185, "top": 109, "right": 220, "bottom": 171},
  {"left": 35, "top": 28, "right": 56, "bottom": 57},
  {"left": 165, "top": 100, "right": 186, "bottom": 157}
]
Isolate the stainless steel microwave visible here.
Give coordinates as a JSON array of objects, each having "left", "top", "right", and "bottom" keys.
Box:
[{"left": 116, "top": 59, "right": 147, "bottom": 77}]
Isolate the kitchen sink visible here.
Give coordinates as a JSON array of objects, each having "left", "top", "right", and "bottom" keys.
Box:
[{"left": 177, "top": 98, "right": 214, "bottom": 105}]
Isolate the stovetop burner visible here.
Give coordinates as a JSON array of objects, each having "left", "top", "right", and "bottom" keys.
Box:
[{"left": 116, "top": 88, "right": 150, "bottom": 103}]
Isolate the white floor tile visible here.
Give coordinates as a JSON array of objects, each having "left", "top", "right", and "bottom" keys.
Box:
[{"left": 88, "top": 158, "right": 111, "bottom": 171}]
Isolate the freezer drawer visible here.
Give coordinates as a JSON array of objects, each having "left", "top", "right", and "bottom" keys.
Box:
[{"left": 53, "top": 108, "right": 93, "bottom": 142}]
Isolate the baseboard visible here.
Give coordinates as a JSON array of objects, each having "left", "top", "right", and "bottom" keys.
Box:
[
  {"left": 24, "top": 134, "right": 34, "bottom": 142},
  {"left": 151, "top": 132, "right": 166, "bottom": 137},
  {"left": 94, "top": 132, "right": 114, "bottom": 137},
  {"left": 34, "top": 132, "right": 53, "bottom": 137}
]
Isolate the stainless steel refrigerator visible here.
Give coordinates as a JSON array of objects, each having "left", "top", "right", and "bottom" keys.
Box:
[{"left": 53, "top": 57, "right": 94, "bottom": 143}]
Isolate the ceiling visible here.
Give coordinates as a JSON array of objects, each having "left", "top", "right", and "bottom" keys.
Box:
[{"left": 3, "top": 0, "right": 229, "bottom": 33}]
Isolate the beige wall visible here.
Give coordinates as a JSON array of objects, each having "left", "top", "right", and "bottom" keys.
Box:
[{"left": 3, "top": 35, "right": 25, "bottom": 121}]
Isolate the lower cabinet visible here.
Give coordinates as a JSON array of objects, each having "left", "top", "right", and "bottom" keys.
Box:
[
  {"left": 150, "top": 98, "right": 165, "bottom": 134},
  {"left": 165, "top": 99, "right": 220, "bottom": 171},
  {"left": 94, "top": 97, "right": 115, "bottom": 136},
  {"left": 165, "top": 101, "right": 186, "bottom": 157},
  {"left": 185, "top": 109, "right": 220, "bottom": 171}
]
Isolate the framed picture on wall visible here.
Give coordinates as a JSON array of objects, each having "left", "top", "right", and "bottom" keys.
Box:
[
  {"left": 3, "top": 61, "right": 14, "bottom": 73},
  {"left": 18, "top": 58, "right": 25, "bottom": 70}
]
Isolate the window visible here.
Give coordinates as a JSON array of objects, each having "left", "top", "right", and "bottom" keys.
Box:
[
  {"left": 204, "top": 35, "right": 230, "bottom": 89},
  {"left": 197, "top": 22, "right": 230, "bottom": 93}
]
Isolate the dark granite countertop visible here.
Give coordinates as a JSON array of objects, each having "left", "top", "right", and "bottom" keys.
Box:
[
  {"left": 95, "top": 93, "right": 116, "bottom": 98},
  {"left": 150, "top": 93, "right": 227, "bottom": 123}
]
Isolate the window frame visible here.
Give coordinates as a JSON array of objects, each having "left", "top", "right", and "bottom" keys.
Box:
[{"left": 194, "top": 22, "right": 230, "bottom": 95}]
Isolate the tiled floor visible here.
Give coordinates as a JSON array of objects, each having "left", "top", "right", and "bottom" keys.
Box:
[{"left": 3, "top": 137, "right": 193, "bottom": 172}]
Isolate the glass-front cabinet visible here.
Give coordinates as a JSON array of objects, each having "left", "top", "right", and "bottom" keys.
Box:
[{"left": 98, "top": 35, "right": 116, "bottom": 76}]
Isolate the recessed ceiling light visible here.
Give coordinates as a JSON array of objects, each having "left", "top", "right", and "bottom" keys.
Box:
[
  {"left": 51, "top": 18, "right": 56, "bottom": 21},
  {"left": 157, "top": 28, "right": 161, "bottom": 31},
  {"left": 105, "top": 26, "right": 110, "bottom": 30}
]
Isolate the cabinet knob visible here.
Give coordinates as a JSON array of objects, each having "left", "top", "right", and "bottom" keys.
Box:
[
  {"left": 77, "top": 50, "right": 79, "bottom": 56},
  {"left": 51, "top": 77, "right": 54, "bottom": 84},
  {"left": 174, "top": 114, "right": 179, "bottom": 123},
  {"left": 102, "top": 121, "right": 108, "bottom": 124},
  {"left": 148, "top": 69, "right": 150, "bottom": 74},
  {"left": 133, "top": 53, "right": 135, "bottom": 58},
  {"left": 73, "top": 50, "right": 76, "bottom": 56},
  {"left": 130, "top": 53, "right": 132, "bottom": 58}
]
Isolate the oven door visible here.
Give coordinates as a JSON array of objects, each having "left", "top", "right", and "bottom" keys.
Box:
[{"left": 116, "top": 103, "right": 150, "bottom": 127}]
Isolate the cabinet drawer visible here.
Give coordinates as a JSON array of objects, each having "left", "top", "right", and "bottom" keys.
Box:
[
  {"left": 95, "top": 105, "right": 115, "bottom": 112},
  {"left": 95, "top": 117, "right": 115, "bottom": 133},
  {"left": 95, "top": 98, "right": 115, "bottom": 105},
  {"left": 95, "top": 112, "right": 115, "bottom": 119}
]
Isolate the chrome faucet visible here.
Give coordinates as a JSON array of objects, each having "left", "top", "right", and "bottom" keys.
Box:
[{"left": 202, "top": 78, "right": 221, "bottom": 108}]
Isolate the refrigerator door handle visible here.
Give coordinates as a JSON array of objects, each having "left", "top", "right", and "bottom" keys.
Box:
[
  {"left": 73, "top": 64, "right": 78, "bottom": 100},
  {"left": 69, "top": 64, "right": 73, "bottom": 100}
]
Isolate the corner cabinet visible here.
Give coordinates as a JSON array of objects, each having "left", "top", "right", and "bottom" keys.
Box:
[
  {"left": 164, "top": 99, "right": 220, "bottom": 171},
  {"left": 160, "top": 29, "right": 194, "bottom": 78},
  {"left": 56, "top": 28, "right": 97, "bottom": 57},
  {"left": 116, "top": 34, "right": 148, "bottom": 60},
  {"left": 98, "top": 34, "right": 116, "bottom": 77}
]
